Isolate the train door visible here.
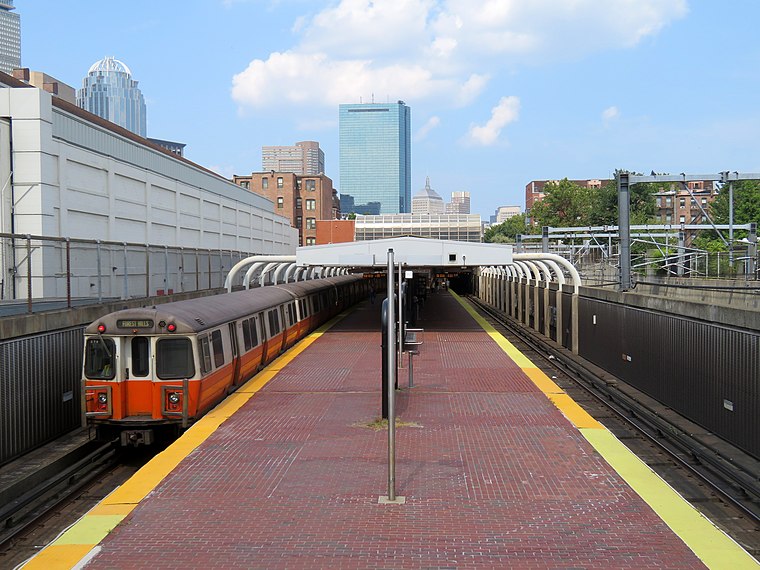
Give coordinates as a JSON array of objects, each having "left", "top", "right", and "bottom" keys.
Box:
[
  {"left": 229, "top": 322, "right": 241, "bottom": 387},
  {"left": 125, "top": 336, "right": 152, "bottom": 416}
]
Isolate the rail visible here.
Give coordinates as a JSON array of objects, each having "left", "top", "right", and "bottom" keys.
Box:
[{"left": 0, "top": 231, "right": 267, "bottom": 314}]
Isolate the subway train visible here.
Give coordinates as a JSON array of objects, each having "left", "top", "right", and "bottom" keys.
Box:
[{"left": 82, "top": 275, "right": 374, "bottom": 445}]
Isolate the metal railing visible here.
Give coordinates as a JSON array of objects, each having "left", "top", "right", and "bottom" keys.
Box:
[{"left": 0, "top": 232, "right": 269, "bottom": 314}]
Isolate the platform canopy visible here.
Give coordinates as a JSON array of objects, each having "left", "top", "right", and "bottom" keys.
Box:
[{"left": 296, "top": 237, "right": 512, "bottom": 268}]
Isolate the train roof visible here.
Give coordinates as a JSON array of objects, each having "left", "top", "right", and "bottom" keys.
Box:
[{"left": 85, "top": 275, "right": 362, "bottom": 335}]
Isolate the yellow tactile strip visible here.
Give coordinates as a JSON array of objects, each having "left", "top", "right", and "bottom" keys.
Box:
[
  {"left": 452, "top": 291, "right": 756, "bottom": 570},
  {"left": 21, "top": 312, "right": 350, "bottom": 570}
]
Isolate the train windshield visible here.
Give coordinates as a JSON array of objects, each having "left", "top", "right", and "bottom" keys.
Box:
[
  {"left": 156, "top": 338, "right": 195, "bottom": 379},
  {"left": 84, "top": 338, "right": 116, "bottom": 379}
]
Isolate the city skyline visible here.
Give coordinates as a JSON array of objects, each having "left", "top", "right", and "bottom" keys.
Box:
[{"left": 14, "top": 1, "right": 760, "bottom": 218}]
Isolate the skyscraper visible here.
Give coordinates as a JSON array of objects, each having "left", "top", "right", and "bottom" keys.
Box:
[
  {"left": 339, "top": 101, "right": 411, "bottom": 214},
  {"left": 412, "top": 177, "right": 444, "bottom": 215},
  {"left": 0, "top": 1, "right": 20, "bottom": 74},
  {"left": 446, "top": 191, "right": 471, "bottom": 214},
  {"left": 262, "top": 141, "right": 324, "bottom": 175},
  {"left": 77, "top": 57, "right": 146, "bottom": 137}
]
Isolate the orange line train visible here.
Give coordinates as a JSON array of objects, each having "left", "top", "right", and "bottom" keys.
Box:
[{"left": 82, "top": 275, "right": 376, "bottom": 445}]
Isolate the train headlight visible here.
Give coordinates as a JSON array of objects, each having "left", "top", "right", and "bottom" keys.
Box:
[
  {"left": 167, "top": 323, "right": 177, "bottom": 333},
  {"left": 97, "top": 324, "right": 106, "bottom": 334},
  {"left": 98, "top": 393, "right": 108, "bottom": 404},
  {"left": 168, "top": 392, "right": 180, "bottom": 404}
]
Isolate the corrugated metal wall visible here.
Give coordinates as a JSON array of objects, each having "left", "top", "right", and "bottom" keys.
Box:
[
  {"left": 578, "top": 297, "right": 759, "bottom": 457},
  {"left": 0, "top": 327, "right": 84, "bottom": 465}
]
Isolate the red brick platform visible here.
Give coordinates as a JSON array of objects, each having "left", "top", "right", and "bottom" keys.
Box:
[{"left": 86, "top": 292, "right": 705, "bottom": 569}]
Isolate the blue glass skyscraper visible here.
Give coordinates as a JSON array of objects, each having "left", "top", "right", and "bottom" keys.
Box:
[
  {"left": 77, "top": 57, "right": 146, "bottom": 137},
  {"left": 339, "top": 101, "right": 411, "bottom": 214}
]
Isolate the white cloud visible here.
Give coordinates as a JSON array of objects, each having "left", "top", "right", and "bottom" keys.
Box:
[
  {"left": 415, "top": 116, "right": 441, "bottom": 141},
  {"left": 231, "top": 51, "right": 485, "bottom": 109},
  {"left": 464, "top": 96, "right": 520, "bottom": 146},
  {"left": 602, "top": 106, "right": 620, "bottom": 123},
  {"left": 231, "top": 0, "right": 688, "bottom": 110}
]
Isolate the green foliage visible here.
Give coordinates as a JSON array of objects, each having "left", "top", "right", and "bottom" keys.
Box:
[
  {"left": 529, "top": 176, "right": 658, "bottom": 229},
  {"left": 695, "top": 180, "right": 760, "bottom": 248},
  {"left": 483, "top": 213, "right": 528, "bottom": 243}
]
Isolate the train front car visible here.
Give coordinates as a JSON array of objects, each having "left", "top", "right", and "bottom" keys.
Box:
[
  {"left": 82, "top": 275, "right": 372, "bottom": 446},
  {"left": 83, "top": 308, "right": 198, "bottom": 445}
]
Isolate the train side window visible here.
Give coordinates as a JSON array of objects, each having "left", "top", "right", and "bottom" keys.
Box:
[
  {"left": 211, "top": 330, "right": 225, "bottom": 368},
  {"left": 242, "top": 318, "right": 252, "bottom": 351},
  {"left": 131, "top": 337, "right": 150, "bottom": 376},
  {"left": 269, "top": 310, "right": 280, "bottom": 334},
  {"left": 200, "top": 336, "right": 212, "bottom": 373},
  {"left": 157, "top": 338, "right": 195, "bottom": 379},
  {"left": 250, "top": 317, "right": 260, "bottom": 346},
  {"left": 288, "top": 303, "right": 295, "bottom": 326},
  {"left": 84, "top": 338, "right": 116, "bottom": 379}
]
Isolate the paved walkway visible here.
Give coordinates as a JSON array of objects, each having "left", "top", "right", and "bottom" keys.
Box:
[{"left": 26, "top": 291, "right": 754, "bottom": 569}]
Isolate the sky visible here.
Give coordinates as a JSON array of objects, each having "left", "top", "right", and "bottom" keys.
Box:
[{"left": 16, "top": 0, "right": 760, "bottom": 220}]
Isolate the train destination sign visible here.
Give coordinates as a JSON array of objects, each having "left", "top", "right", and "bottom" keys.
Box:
[{"left": 117, "top": 319, "right": 154, "bottom": 329}]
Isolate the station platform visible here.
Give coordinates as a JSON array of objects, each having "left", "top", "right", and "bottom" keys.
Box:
[{"left": 26, "top": 291, "right": 754, "bottom": 569}]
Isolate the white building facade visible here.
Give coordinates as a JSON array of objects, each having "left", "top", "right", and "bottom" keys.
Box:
[{"left": 0, "top": 84, "right": 297, "bottom": 299}]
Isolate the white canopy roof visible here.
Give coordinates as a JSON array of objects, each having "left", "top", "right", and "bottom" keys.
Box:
[{"left": 296, "top": 237, "right": 512, "bottom": 268}]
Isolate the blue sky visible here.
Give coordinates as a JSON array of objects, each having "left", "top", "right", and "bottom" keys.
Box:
[{"left": 17, "top": 1, "right": 760, "bottom": 219}]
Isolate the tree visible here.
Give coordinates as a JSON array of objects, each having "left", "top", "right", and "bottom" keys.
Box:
[
  {"left": 529, "top": 179, "right": 593, "bottom": 228},
  {"left": 484, "top": 214, "right": 528, "bottom": 243},
  {"left": 693, "top": 180, "right": 760, "bottom": 249},
  {"left": 530, "top": 175, "right": 659, "bottom": 229}
]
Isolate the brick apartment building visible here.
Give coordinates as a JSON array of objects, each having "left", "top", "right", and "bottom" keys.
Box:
[
  {"left": 654, "top": 180, "right": 718, "bottom": 225},
  {"left": 233, "top": 172, "right": 335, "bottom": 246}
]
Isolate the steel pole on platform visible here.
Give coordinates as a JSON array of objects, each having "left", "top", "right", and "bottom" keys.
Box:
[
  {"left": 381, "top": 248, "right": 404, "bottom": 505},
  {"left": 387, "top": 249, "right": 396, "bottom": 501}
]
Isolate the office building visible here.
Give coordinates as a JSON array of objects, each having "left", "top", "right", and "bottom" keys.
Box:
[
  {"left": 411, "top": 177, "right": 444, "bottom": 215},
  {"left": 339, "top": 101, "right": 411, "bottom": 214},
  {"left": 77, "top": 56, "right": 147, "bottom": 137},
  {"left": 0, "top": 0, "right": 19, "bottom": 74},
  {"left": 446, "top": 191, "right": 471, "bottom": 215},
  {"left": 0, "top": 70, "right": 297, "bottom": 299},
  {"left": 233, "top": 172, "right": 335, "bottom": 246},
  {"left": 262, "top": 141, "right": 324, "bottom": 175},
  {"left": 354, "top": 214, "right": 482, "bottom": 242},
  {"left": 494, "top": 205, "right": 521, "bottom": 223}
]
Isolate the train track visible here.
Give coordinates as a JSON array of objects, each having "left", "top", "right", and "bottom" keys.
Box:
[
  {"left": 0, "top": 443, "right": 151, "bottom": 569},
  {"left": 467, "top": 295, "right": 760, "bottom": 559}
]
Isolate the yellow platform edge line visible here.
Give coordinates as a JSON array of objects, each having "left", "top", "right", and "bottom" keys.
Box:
[
  {"left": 581, "top": 429, "right": 758, "bottom": 569},
  {"left": 453, "top": 292, "right": 756, "bottom": 568},
  {"left": 21, "top": 310, "right": 351, "bottom": 570}
]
